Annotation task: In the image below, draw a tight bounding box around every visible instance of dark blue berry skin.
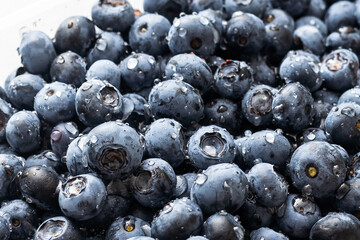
[293,25,325,56]
[105,215,151,240]
[5,110,42,154]
[249,57,277,87]
[4,67,28,94]
[202,211,244,240]
[165,53,213,93]
[123,93,152,131]
[189,0,222,13]
[271,0,310,17]
[225,13,265,54]
[325,1,357,33]
[87,31,126,67]
[248,163,288,207]
[203,98,242,134]
[0,86,9,102]
[86,60,121,90]
[18,30,57,74]
[129,13,171,56]
[224,0,268,19]
[0,216,10,240]
[144,0,188,22]
[119,53,159,92]
[50,122,79,158]
[0,199,39,240]
[313,88,340,105]
[128,237,155,240]
[65,135,93,176]
[0,154,24,201]
[131,158,176,208]
[75,79,133,127]
[34,81,76,125]
[168,14,219,57]
[58,174,107,221]
[19,166,60,210]
[250,227,289,240]
[174,173,197,198]
[148,79,204,127]
[190,163,248,216]
[198,9,223,35]
[25,150,64,173]
[296,16,328,38]
[272,82,315,133]
[309,212,360,240]
[320,49,359,92]
[280,51,322,92]
[83,121,143,180]
[0,99,13,143]
[50,51,86,88]
[144,118,186,168]
[5,73,45,110]
[151,197,203,240]
[326,27,360,56]
[34,216,85,240]
[214,60,253,100]
[234,136,248,170]
[92,0,135,33]
[306,0,327,19]
[54,16,96,57]
[297,128,330,145]
[276,194,322,239]
[338,87,360,105]
[186,237,208,240]
[242,85,276,127]
[336,178,360,214]
[263,8,295,32]
[187,125,236,170]
[289,141,347,199]
[325,103,360,153]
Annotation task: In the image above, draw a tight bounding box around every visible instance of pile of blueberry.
[3,0,360,239]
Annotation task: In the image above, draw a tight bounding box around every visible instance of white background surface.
[0,0,144,85]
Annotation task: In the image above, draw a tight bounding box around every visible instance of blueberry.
[202,211,245,240]
[0,216,10,240]
[123,93,153,130]
[313,88,340,105]
[86,31,126,66]
[297,127,331,145]
[143,0,188,22]
[224,0,269,19]
[289,141,347,199]
[309,212,360,240]
[0,99,14,143]
[326,27,360,56]
[82,121,144,180]
[75,79,133,127]
[18,30,57,74]
[271,0,310,17]
[151,197,203,240]
[263,8,295,32]
[295,16,328,38]
[144,118,186,168]
[325,1,357,33]
[131,158,176,208]
[128,237,155,240]
[187,125,236,170]
[338,86,360,106]
[214,60,253,99]
[305,0,327,19]
[189,0,222,13]
[175,173,197,198]
[168,14,219,57]
[148,79,204,127]
[276,194,322,238]
[86,59,121,90]
[50,122,79,158]
[105,215,151,240]
[197,9,224,35]
[272,82,314,132]
[34,216,85,240]
[5,110,42,154]
[335,178,360,214]
[25,150,64,173]
[165,53,213,93]
[58,173,107,221]
[293,25,325,56]
[250,227,289,240]
[129,13,171,56]
[50,51,87,88]
[190,163,248,215]
[65,135,92,176]
[54,16,96,57]
[0,154,24,201]
[249,57,277,87]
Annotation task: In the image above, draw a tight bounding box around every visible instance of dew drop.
[127,58,138,70]
[341,107,355,117]
[306,132,316,141]
[56,56,65,64]
[96,38,107,51]
[90,135,98,144]
[200,16,209,26]
[195,173,208,185]
[265,132,275,143]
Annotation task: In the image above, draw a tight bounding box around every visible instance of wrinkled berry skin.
[214,60,253,100]
[34,81,76,125]
[276,194,322,239]
[289,141,347,199]
[83,121,144,180]
[5,110,42,154]
[151,198,203,240]
[144,118,186,168]
[105,215,151,240]
[148,79,204,127]
[310,212,360,240]
[0,154,24,201]
[187,125,236,170]
[191,163,248,216]
[58,174,107,221]
[250,227,289,240]
[18,30,57,74]
[34,216,85,240]
[92,0,135,33]
[272,82,314,133]
[75,79,134,127]
[130,158,176,208]
[54,16,96,57]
